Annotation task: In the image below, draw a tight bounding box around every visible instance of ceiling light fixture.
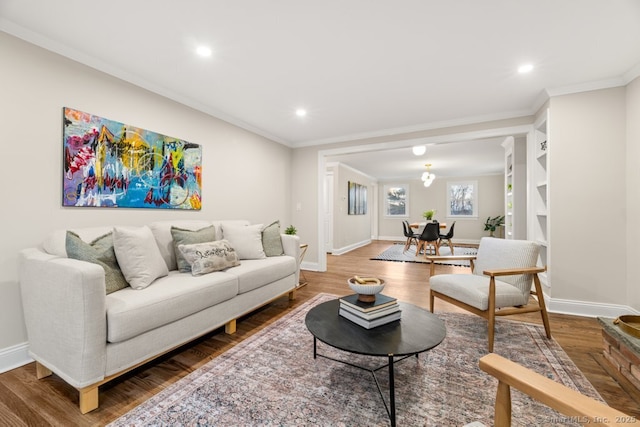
[518,63,533,73]
[196,45,212,57]
[295,108,307,117]
[421,164,436,187]
[412,145,426,156]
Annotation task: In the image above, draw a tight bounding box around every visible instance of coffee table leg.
[313,337,317,359]
[389,355,396,427]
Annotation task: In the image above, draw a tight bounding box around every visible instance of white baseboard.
[329,239,372,256]
[0,342,32,374]
[547,298,639,318]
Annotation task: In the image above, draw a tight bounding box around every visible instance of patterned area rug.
[371,243,478,266]
[109,293,602,426]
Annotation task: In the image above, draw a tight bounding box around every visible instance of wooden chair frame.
[479,353,630,426]
[427,253,551,352]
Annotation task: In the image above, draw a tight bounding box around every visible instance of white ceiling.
[2,0,640,179]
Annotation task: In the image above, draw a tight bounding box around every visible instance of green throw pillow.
[262,220,284,257]
[65,231,129,294]
[171,225,217,272]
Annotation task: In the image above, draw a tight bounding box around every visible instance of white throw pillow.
[221,223,266,260]
[113,226,169,289]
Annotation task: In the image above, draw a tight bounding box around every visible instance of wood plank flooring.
[1,240,638,426]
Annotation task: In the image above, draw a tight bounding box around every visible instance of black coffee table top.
[305,299,446,357]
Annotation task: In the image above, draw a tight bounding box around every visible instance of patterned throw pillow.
[65,231,129,294]
[178,240,240,276]
[171,225,217,272]
[262,220,284,257]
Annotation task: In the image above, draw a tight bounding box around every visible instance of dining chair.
[438,221,456,254]
[429,237,550,352]
[402,220,419,251]
[416,222,440,256]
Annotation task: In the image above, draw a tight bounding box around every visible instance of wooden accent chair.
[416,222,441,256]
[428,237,551,352]
[478,353,630,426]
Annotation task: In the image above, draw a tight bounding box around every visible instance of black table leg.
[313,337,317,359]
[389,355,396,427]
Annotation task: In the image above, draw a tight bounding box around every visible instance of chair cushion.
[430,274,529,310]
[473,237,540,296]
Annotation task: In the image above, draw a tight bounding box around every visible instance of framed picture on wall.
[348,181,367,215]
[383,184,409,217]
[447,181,478,218]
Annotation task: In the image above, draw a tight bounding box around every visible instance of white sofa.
[18,219,300,413]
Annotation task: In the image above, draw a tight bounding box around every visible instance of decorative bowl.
[347,277,385,302]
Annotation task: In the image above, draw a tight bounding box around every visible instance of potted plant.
[284,225,297,235]
[484,215,505,237]
[422,209,437,221]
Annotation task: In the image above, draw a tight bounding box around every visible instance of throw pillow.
[262,220,284,257]
[171,225,217,272]
[113,226,169,290]
[65,231,129,294]
[178,240,240,276]
[221,223,266,260]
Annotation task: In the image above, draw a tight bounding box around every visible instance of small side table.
[298,244,308,287]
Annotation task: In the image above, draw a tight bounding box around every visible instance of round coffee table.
[305,299,446,427]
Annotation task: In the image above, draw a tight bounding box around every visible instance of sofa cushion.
[178,240,240,275]
[171,225,218,272]
[148,220,214,271]
[221,223,266,260]
[262,220,284,257]
[225,256,296,294]
[105,270,239,343]
[65,231,129,294]
[113,226,169,290]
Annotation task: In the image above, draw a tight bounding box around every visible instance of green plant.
[284,225,297,235]
[484,215,505,236]
[422,209,437,220]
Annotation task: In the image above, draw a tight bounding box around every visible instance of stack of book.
[338,294,401,329]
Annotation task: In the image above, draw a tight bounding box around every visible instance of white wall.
[549,87,628,306]
[0,33,292,367]
[330,164,373,253]
[626,76,640,310]
[377,174,504,241]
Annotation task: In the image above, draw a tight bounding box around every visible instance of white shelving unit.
[528,109,550,289]
[502,136,527,239]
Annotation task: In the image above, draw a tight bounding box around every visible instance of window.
[384,184,409,217]
[447,181,478,218]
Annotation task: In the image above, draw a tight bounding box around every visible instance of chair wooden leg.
[429,291,435,312]
[488,277,497,353]
[533,274,552,339]
[448,240,454,254]
[494,381,512,426]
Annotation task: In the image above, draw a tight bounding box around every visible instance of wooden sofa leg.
[288,290,296,301]
[78,385,99,414]
[35,361,52,379]
[225,319,237,334]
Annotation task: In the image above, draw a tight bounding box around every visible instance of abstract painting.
[63,108,202,209]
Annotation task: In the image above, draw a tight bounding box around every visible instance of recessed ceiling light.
[295,108,307,117]
[196,46,212,57]
[518,63,533,73]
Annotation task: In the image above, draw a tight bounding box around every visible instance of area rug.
[109,293,602,426]
[371,242,478,266]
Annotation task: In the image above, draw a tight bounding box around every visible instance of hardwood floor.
[1,240,638,426]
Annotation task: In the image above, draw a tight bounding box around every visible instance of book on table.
[339,293,397,313]
[339,308,402,329]
[339,301,401,321]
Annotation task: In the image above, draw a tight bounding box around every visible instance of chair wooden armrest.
[479,353,631,426]
[425,255,476,277]
[482,266,546,277]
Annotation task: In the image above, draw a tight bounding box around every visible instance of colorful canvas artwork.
[62,108,202,209]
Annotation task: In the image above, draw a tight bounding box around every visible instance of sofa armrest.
[19,248,107,388]
[281,234,301,284]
